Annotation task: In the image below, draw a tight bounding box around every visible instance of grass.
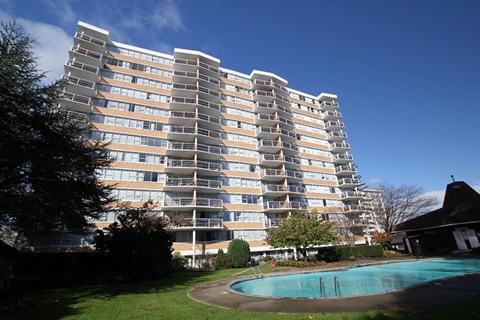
[2,266,480,320]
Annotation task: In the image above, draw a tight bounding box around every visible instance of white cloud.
[41,0,76,26]
[17,18,71,83]
[151,0,184,31]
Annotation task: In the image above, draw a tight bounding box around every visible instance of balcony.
[74,32,105,52]
[338,178,361,188]
[258,154,301,167]
[256,126,280,139]
[279,128,298,141]
[319,100,339,111]
[341,191,365,200]
[65,59,99,82]
[263,201,308,212]
[165,159,222,175]
[264,219,278,228]
[172,218,224,230]
[60,92,91,113]
[172,70,219,89]
[261,184,288,196]
[70,45,102,67]
[257,139,282,153]
[167,126,220,143]
[255,114,279,126]
[327,131,348,142]
[287,185,306,195]
[63,75,95,96]
[325,120,345,131]
[333,153,354,164]
[163,197,223,210]
[173,58,219,75]
[278,116,294,129]
[164,178,222,192]
[322,110,342,121]
[343,205,369,213]
[253,89,275,102]
[261,169,303,182]
[335,165,356,176]
[281,141,299,155]
[330,142,351,153]
[166,142,221,159]
[253,101,292,116]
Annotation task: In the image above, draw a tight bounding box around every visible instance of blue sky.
[1,0,479,200]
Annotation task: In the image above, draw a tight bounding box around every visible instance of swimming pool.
[230,258,480,298]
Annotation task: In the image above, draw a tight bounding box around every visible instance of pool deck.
[188,258,480,313]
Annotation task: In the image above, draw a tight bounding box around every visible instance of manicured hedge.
[335,244,384,260]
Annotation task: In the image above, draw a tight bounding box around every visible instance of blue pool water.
[230,258,480,298]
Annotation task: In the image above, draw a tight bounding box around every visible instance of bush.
[306,254,317,262]
[317,247,340,262]
[171,252,188,271]
[227,239,251,268]
[214,249,227,270]
[335,245,384,260]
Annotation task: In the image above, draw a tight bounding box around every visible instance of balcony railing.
[172,218,224,229]
[325,120,345,130]
[341,191,365,199]
[174,58,219,73]
[258,139,281,149]
[335,165,356,174]
[61,92,90,105]
[165,159,222,172]
[262,184,288,193]
[163,197,223,208]
[279,129,298,140]
[64,75,95,89]
[343,205,369,213]
[282,141,299,152]
[66,59,98,74]
[170,96,220,111]
[168,126,221,139]
[167,142,221,154]
[261,169,303,179]
[263,201,308,210]
[288,185,306,194]
[74,32,105,47]
[71,46,102,60]
[173,70,219,85]
[319,100,339,110]
[169,111,221,125]
[165,178,222,189]
[278,116,294,127]
[328,131,348,140]
[330,142,351,151]
[333,154,353,162]
[338,178,360,186]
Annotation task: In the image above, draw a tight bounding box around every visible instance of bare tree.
[373,183,438,232]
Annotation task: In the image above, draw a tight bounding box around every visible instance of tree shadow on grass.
[2,270,216,320]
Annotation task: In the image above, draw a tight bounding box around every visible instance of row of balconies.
[255,114,294,127]
[171,83,219,98]
[251,79,288,94]
[164,177,222,191]
[172,70,219,86]
[260,168,303,181]
[253,101,292,116]
[165,159,222,173]
[173,58,219,74]
[259,154,301,166]
[255,127,298,141]
[262,184,306,195]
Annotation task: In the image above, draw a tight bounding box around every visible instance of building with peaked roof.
[18,20,385,265]
[394,181,480,254]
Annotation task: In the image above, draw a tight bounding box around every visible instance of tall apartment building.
[58,21,379,264]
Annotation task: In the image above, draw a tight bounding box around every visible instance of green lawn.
[3,268,480,320]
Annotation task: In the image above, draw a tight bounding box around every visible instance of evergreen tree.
[0,21,114,232]
[227,239,250,268]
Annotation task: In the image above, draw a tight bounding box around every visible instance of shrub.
[214,249,227,270]
[317,247,340,262]
[306,254,317,262]
[335,244,384,260]
[171,252,188,271]
[227,239,251,268]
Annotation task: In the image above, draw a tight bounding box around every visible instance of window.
[242,194,257,204]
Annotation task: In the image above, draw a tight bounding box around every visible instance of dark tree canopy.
[94,202,173,279]
[266,210,336,260]
[0,21,114,232]
[227,239,250,268]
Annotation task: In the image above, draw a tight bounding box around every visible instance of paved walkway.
[188,259,480,313]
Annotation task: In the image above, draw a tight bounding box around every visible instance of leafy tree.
[0,21,114,232]
[372,182,438,232]
[227,239,250,268]
[94,201,173,279]
[266,210,336,261]
[371,231,394,249]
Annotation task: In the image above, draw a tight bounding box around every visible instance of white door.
[452,230,468,250]
[466,229,480,248]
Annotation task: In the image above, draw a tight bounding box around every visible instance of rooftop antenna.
[450,175,456,182]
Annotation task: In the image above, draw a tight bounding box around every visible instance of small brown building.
[394,181,480,254]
